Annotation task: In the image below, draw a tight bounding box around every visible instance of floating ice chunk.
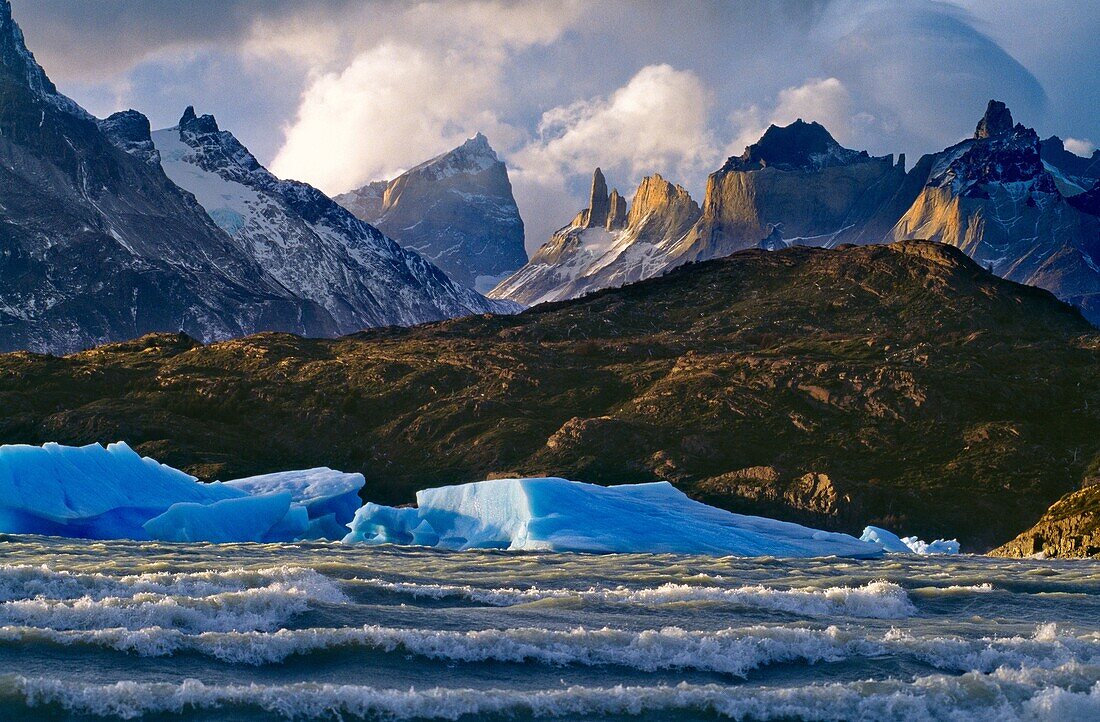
[143,493,307,543]
[860,526,960,555]
[344,478,882,558]
[223,468,364,538]
[0,442,243,539]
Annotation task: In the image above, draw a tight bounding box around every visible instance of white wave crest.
[0,564,338,602]
[3,622,1096,675]
[354,578,917,618]
[6,663,1099,720]
[887,623,1100,674]
[0,568,346,633]
[0,623,874,672]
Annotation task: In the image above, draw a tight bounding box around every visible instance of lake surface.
[0,536,1097,720]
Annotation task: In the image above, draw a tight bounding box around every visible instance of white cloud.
[1064,137,1096,158]
[269,43,512,191]
[267,1,583,194]
[509,64,719,247]
[513,64,717,187]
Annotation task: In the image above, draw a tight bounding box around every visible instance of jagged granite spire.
[584,168,611,228]
[606,188,628,230]
[975,100,1013,139]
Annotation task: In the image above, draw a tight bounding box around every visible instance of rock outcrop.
[335,134,527,292]
[991,483,1100,558]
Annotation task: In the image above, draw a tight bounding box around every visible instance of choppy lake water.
[0,536,1096,720]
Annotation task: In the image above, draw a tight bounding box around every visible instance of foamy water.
[0,537,1096,720]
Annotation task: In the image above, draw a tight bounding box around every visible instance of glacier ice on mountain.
[343,477,882,558]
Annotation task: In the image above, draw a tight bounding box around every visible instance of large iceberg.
[0,442,360,543]
[344,477,882,558]
[0,442,244,538]
[860,526,960,555]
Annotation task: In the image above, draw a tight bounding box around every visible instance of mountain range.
[491,102,1100,325]
[0,0,506,354]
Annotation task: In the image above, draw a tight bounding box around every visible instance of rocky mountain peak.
[975,99,1013,139]
[578,168,611,228]
[934,117,1055,198]
[400,133,501,183]
[0,0,90,119]
[335,134,526,291]
[606,188,628,230]
[98,109,160,165]
[463,132,493,155]
[179,106,220,135]
[723,119,870,172]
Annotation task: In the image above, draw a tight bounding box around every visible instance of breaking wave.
[353,578,918,618]
[6,663,1098,720]
[0,566,346,633]
[1,622,1094,674]
[0,564,340,602]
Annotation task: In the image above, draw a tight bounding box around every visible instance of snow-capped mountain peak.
[153,108,510,333]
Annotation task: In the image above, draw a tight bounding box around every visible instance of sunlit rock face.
[890,101,1100,324]
[492,121,906,307]
[336,134,528,293]
[992,484,1100,559]
[489,170,701,306]
[670,120,910,263]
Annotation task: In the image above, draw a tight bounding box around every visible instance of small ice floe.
[860,525,960,555]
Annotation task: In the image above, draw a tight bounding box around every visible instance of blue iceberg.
[344,477,882,558]
[0,442,358,543]
[0,442,243,538]
[223,468,364,539]
[142,493,308,543]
